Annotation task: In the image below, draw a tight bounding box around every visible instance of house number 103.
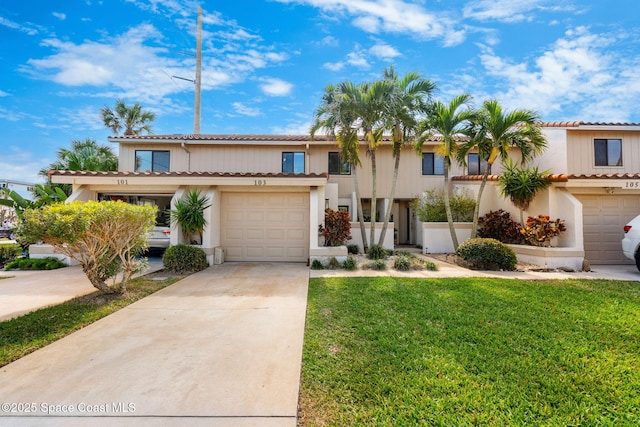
[254,179,267,186]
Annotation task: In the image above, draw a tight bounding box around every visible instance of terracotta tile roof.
[108,133,462,143]
[49,170,329,179]
[452,174,569,182]
[542,121,640,127]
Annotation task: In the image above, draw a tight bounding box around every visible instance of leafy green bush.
[310,259,324,270]
[413,189,476,222]
[342,256,357,271]
[456,238,517,271]
[362,259,387,270]
[5,257,66,271]
[327,257,341,269]
[347,244,360,255]
[367,244,387,260]
[393,255,411,271]
[478,210,525,244]
[162,244,208,274]
[0,244,21,268]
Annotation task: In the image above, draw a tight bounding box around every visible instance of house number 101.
[116,179,128,185]
[254,179,267,186]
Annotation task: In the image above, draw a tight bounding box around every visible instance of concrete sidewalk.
[0,262,309,426]
[0,259,164,321]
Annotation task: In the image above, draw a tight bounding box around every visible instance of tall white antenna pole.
[194,6,202,134]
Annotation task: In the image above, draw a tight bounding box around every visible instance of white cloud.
[0,90,9,97]
[369,42,401,61]
[346,50,369,69]
[232,102,261,117]
[316,35,339,47]
[274,0,466,46]
[463,0,577,23]
[270,119,312,135]
[472,27,640,121]
[0,16,40,35]
[52,12,67,20]
[323,61,344,71]
[259,78,294,96]
[0,147,46,183]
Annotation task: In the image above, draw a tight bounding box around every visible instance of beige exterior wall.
[565,130,640,175]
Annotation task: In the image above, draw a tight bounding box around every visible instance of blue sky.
[1,0,639,184]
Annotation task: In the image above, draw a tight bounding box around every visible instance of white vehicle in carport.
[622,215,640,270]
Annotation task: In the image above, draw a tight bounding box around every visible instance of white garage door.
[221,192,309,262]
[577,194,640,264]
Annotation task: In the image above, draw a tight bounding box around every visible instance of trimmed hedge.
[456,238,517,271]
[162,244,208,274]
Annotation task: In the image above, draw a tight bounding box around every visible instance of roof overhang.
[50,170,329,187]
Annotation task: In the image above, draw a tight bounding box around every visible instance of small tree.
[20,201,156,294]
[497,159,551,225]
[319,209,352,247]
[170,190,211,244]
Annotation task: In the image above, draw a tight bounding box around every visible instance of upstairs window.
[467,153,489,175]
[594,139,622,166]
[135,150,170,172]
[282,152,305,173]
[422,153,445,175]
[328,152,351,175]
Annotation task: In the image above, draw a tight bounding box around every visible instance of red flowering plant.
[319,208,352,247]
[520,215,566,247]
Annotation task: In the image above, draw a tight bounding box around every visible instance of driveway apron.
[0,262,309,427]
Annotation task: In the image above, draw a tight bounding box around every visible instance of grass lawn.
[300,277,640,426]
[0,272,183,367]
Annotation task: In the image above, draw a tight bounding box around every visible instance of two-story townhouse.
[50,122,640,266]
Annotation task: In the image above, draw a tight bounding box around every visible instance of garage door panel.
[221,192,309,262]
[577,195,638,264]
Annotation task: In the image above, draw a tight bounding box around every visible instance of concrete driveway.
[0,262,309,426]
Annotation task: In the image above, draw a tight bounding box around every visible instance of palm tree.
[344,79,392,247]
[310,83,369,252]
[101,99,156,136]
[38,138,118,197]
[416,94,475,249]
[377,66,436,247]
[497,159,551,225]
[458,99,548,237]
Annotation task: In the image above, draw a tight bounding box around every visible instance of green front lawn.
[300,277,640,426]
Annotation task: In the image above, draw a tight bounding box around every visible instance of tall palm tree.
[344,79,392,247]
[101,99,156,136]
[416,93,475,250]
[458,99,548,237]
[310,83,369,252]
[378,67,436,246]
[38,138,118,197]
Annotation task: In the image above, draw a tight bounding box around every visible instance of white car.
[147,226,170,250]
[622,215,640,270]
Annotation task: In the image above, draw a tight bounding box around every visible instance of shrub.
[310,259,324,270]
[342,256,357,271]
[456,238,517,271]
[5,257,66,271]
[478,210,525,244]
[0,244,21,268]
[367,244,387,260]
[413,189,476,222]
[347,244,360,255]
[521,215,567,247]
[162,244,208,274]
[327,257,341,269]
[319,209,352,247]
[393,255,411,271]
[362,259,387,270]
[20,201,155,294]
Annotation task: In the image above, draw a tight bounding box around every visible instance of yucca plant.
[170,190,211,244]
[497,159,551,225]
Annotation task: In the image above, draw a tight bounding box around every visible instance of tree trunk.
[353,166,368,253]
[443,159,459,249]
[83,264,118,294]
[369,150,377,249]
[471,160,494,238]
[378,149,400,246]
